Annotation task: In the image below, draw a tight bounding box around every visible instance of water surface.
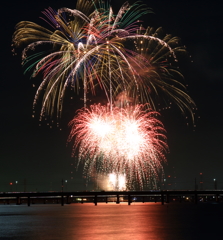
[0,202,222,240]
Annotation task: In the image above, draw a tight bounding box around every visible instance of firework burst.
[68,104,168,189]
[12,0,195,124]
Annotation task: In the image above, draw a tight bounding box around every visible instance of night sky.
[1,0,223,192]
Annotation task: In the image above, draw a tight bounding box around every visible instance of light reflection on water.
[0,202,222,240]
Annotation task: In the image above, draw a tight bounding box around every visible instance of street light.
[65,180,68,191]
[213,179,217,190]
[15,181,18,192]
[163,179,166,190]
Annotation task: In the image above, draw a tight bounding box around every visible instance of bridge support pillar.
[116,195,120,204]
[66,195,70,204]
[155,196,157,203]
[27,196,30,206]
[216,194,219,202]
[166,194,169,203]
[94,195,97,206]
[16,196,20,205]
[128,195,131,205]
[61,195,64,206]
[161,193,164,205]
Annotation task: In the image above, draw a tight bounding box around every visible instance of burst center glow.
[88,111,146,160]
[108,173,126,191]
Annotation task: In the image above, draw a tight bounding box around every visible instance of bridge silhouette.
[0,190,222,206]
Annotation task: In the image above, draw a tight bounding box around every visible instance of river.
[0,202,222,240]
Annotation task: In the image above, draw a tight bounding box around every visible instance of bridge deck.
[0,190,222,206]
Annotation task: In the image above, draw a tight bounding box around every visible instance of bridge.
[0,190,222,206]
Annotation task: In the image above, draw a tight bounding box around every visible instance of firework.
[12,0,195,123]
[96,173,126,191]
[108,173,126,191]
[68,104,168,189]
[13,0,196,189]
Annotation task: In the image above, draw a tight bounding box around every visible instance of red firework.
[68,104,168,189]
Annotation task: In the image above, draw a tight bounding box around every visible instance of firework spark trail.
[68,104,168,189]
[12,0,195,123]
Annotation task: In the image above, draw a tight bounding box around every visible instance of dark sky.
[1,0,223,192]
